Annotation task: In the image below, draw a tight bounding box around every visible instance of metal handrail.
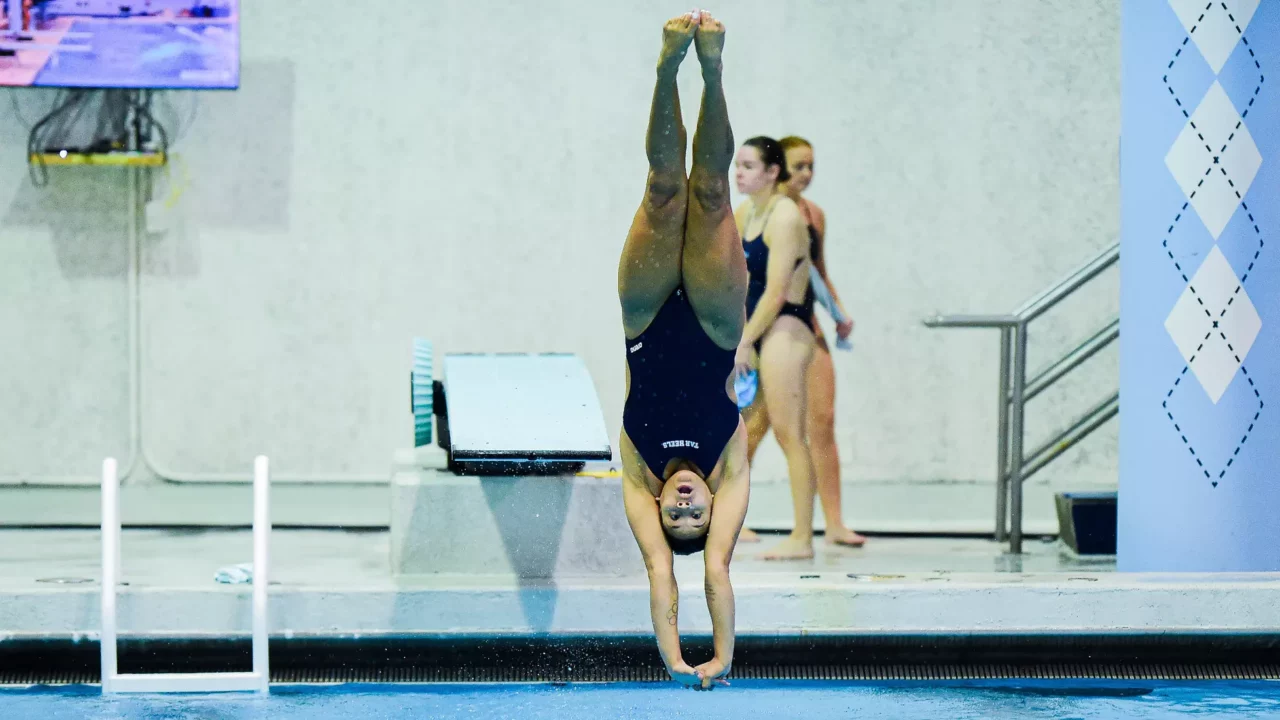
[1014,243,1119,322]
[1021,391,1119,479]
[1022,317,1118,403]
[922,243,1120,554]
[924,243,1119,331]
[922,314,1020,328]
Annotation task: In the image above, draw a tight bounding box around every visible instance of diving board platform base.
[390,447,640,579]
[429,353,612,476]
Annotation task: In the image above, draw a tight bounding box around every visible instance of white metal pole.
[100,457,119,693]
[251,455,270,692]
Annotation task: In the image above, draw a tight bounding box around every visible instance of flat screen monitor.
[0,1,238,89]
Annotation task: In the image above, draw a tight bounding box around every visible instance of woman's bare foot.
[761,534,815,561]
[694,11,724,73]
[824,526,868,548]
[659,13,697,71]
[738,527,761,543]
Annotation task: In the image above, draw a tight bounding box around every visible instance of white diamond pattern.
[1163,246,1262,403]
[1164,82,1262,239]
[1168,0,1260,73]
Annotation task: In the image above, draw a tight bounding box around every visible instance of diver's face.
[658,469,712,538]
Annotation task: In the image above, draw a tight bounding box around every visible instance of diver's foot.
[824,526,868,548]
[738,527,761,543]
[761,534,815,561]
[659,13,697,72]
[694,10,725,74]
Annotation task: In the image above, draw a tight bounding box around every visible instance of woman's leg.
[618,15,697,338]
[676,13,747,350]
[757,317,817,560]
[806,336,867,547]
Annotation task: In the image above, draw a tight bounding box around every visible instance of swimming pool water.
[2,680,1279,719]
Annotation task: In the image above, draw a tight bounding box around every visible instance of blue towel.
[214,562,254,584]
[734,369,758,409]
[810,267,853,351]
[810,266,846,325]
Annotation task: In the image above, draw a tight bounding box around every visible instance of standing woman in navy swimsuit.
[739,137,868,548]
[732,137,819,561]
[618,10,748,690]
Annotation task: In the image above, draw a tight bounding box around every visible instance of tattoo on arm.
[705,581,717,601]
[666,597,678,626]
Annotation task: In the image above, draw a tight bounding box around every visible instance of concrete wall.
[0,0,1120,529]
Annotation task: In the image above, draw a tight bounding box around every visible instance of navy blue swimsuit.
[742,201,817,348]
[622,286,740,477]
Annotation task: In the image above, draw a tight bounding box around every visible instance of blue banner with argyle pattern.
[1120,0,1279,571]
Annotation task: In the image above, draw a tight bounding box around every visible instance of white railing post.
[100,457,120,693]
[252,455,270,692]
[101,455,271,694]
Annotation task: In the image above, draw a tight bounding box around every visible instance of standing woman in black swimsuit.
[739,137,868,549]
[733,136,818,561]
[618,10,748,690]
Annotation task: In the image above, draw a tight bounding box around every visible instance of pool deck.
[1,528,1278,640]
